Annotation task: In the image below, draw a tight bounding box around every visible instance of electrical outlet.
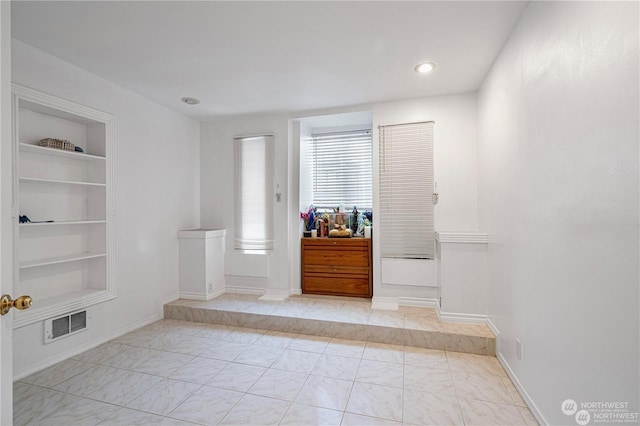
[515,338,523,360]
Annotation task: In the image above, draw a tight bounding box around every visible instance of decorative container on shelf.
[329,228,352,238]
[325,212,353,238]
[39,138,75,151]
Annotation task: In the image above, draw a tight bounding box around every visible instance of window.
[379,121,435,259]
[308,129,373,209]
[234,135,274,250]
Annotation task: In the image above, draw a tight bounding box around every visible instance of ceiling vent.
[44,309,91,344]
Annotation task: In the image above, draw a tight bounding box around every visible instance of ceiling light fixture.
[181,97,200,105]
[414,62,436,74]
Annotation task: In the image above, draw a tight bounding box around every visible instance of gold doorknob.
[0,294,32,315]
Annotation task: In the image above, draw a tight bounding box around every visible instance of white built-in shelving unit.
[12,84,115,328]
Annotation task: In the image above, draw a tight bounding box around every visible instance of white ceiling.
[11,1,527,120]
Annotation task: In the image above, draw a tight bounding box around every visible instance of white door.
[1,1,13,422]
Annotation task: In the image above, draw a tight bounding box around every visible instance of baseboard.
[496,351,548,426]
[158,292,180,306]
[224,285,265,296]
[208,288,226,300]
[398,297,439,309]
[372,296,440,311]
[178,288,225,301]
[178,291,207,301]
[13,312,162,381]
[486,317,501,338]
[289,288,302,296]
[439,311,488,324]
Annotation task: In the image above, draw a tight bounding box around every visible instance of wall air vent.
[44,309,91,344]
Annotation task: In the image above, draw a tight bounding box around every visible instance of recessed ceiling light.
[181,97,200,105]
[414,62,436,74]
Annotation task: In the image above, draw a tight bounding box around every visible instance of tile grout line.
[401,344,406,424]
[446,350,469,425]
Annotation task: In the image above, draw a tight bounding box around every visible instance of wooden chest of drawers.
[301,238,372,298]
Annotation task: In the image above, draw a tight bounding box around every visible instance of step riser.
[164,304,495,356]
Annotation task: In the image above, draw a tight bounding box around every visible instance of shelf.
[13,288,116,329]
[19,143,105,161]
[13,84,114,330]
[20,252,107,269]
[24,289,101,310]
[19,177,106,187]
[19,220,106,227]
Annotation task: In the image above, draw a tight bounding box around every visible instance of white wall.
[478,2,639,424]
[201,113,290,296]
[11,40,201,377]
[201,93,483,304]
[371,94,479,302]
[298,121,313,213]
[372,95,479,232]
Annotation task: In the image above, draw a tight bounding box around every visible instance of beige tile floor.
[14,319,537,426]
[166,294,496,355]
[168,294,495,338]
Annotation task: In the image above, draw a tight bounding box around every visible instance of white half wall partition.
[380,258,437,288]
[178,229,226,301]
[437,232,488,322]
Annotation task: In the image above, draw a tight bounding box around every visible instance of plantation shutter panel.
[311,130,373,209]
[379,121,435,259]
[234,135,274,250]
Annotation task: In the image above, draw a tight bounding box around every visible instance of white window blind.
[234,135,274,250]
[310,129,372,209]
[379,121,435,259]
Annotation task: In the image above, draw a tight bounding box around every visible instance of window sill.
[233,249,270,255]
